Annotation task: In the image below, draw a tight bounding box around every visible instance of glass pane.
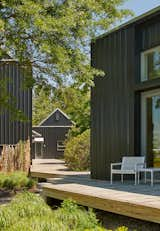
[147,51,160,80]
[152,96,160,167]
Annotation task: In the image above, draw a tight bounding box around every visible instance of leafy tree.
[53,86,90,133]
[33,84,90,134]
[0,0,132,118]
[32,89,54,125]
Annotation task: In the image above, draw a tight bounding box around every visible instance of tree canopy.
[0,0,132,85]
[0,0,132,120]
[33,84,90,134]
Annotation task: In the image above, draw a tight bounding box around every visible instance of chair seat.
[112,169,135,174]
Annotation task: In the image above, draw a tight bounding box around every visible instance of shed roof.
[37,108,75,127]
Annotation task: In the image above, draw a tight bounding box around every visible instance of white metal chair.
[110,156,145,185]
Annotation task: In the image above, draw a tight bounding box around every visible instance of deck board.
[31,159,160,224]
[43,180,160,223]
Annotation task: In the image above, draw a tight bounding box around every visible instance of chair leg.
[135,173,137,185]
[121,174,123,183]
[151,171,153,187]
[144,171,147,184]
[138,171,140,184]
[110,172,113,185]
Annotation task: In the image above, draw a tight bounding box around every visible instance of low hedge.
[0,171,35,190]
[64,129,90,171]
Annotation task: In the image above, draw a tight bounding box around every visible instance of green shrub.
[0,192,129,231]
[9,192,52,218]
[0,171,36,190]
[0,172,6,188]
[0,193,100,231]
[0,207,16,229]
[55,199,99,230]
[64,129,90,171]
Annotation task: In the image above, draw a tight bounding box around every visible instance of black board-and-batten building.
[33,108,74,159]
[91,6,160,180]
[0,58,32,153]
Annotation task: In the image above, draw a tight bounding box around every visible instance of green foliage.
[33,85,90,134]
[64,129,90,170]
[32,87,55,126]
[9,192,52,219]
[0,192,52,230]
[0,193,99,231]
[0,193,129,231]
[53,86,90,134]
[0,172,36,190]
[115,227,128,231]
[0,0,132,118]
[55,199,99,231]
[84,226,128,231]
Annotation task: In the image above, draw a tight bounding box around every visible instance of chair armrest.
[111,162,122,170]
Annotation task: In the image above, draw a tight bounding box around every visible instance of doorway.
[141,89,160,167]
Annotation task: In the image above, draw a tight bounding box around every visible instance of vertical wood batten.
[0,61,32,146]
[91,12,160,180]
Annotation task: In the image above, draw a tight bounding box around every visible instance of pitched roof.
[38,108,75,127]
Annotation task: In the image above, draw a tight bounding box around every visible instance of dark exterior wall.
[0,61,32,145]
[91,11,160,180]
[40,110,73,126]
[33,126,70,158]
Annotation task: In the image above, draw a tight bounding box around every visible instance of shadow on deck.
[31,159,160,224]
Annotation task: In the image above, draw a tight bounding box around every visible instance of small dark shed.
[91,6,160,180]
[0,58,32,154]
[33,108,74,159]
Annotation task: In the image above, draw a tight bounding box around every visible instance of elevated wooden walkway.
[31,159,160,224]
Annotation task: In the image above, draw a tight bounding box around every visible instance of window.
[141,46,160,81]
[57,140,65,151]
[141,89,160,167]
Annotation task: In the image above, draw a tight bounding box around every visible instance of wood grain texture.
[31,158,160,223]
[91,11,160,180]
[43,181,160,224]
[0,61,32,146]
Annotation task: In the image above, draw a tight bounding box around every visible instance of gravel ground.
[0,190,14,205]
[96,210,160,231]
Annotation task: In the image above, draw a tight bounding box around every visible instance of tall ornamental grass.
[0,139,30,174]
[0,192,128,231]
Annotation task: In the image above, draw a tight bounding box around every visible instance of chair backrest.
[121,156,145,170]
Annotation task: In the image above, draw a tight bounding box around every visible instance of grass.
[0,192,128,231]
[0,171,36,190]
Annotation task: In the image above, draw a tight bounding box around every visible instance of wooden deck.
[31,159,160,224]
[31,159,89,178]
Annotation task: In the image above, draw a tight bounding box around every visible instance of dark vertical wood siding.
[33,126,70,158]
[0,61,32,145]
[91,11,160,180]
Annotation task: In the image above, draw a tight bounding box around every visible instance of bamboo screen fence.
[0,139,30,174]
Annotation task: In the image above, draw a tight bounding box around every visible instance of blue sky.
[123,0,160,17]
[97,1,160,37]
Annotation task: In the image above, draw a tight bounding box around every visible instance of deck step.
[42,181,160,224]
